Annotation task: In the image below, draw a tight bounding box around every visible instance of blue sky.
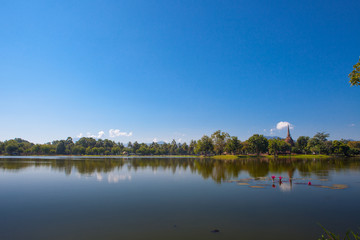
[1,0,359,143]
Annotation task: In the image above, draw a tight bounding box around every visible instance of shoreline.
[0,154,357,160]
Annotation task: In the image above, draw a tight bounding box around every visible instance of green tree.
[0,141,4,154]
[241,141,251,154]
[349,58,360,86]
[31,144,41,154]
[85,146,93,155]
[136,145,149,155]
[170,139,178,155]
[268,138,282,156]
[331,140,350,156]
[65,137,74,154]
[314,132,330,142]
[98,147,105,155]
[308,132,331,155]
[41,144,55,155]
[180,143,189,155]
[224,136,242,155]
[211,130,230,155]
[296,136,310,153]
[56,141,66,154]
[279,140,291,153]
[195,135,213,155]
[132,141,140,153]
[268,138,290,156]
[72,146,85,155]
[248,134,268,155]
[5,141,19,155]
[111,146,121,155]
[189,140,197,155]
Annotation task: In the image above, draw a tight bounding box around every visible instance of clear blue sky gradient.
[1,0,359,143]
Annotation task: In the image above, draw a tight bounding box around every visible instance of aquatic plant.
[318,224,360,240]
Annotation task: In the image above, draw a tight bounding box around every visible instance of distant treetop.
[349,58,360,86]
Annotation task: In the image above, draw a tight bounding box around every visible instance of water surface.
[0,156,359,240]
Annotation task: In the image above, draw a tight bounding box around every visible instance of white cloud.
[77,133,83,138]
[178,138,182,143]
[270,128,275,135]
[97,131,105,138]
[109,129,133,138]
[276,121,293,130]
[268,121,294,135]
[153,138,158,143]
[86,131,105,139]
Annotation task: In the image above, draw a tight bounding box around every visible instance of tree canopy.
[349,58,360,86]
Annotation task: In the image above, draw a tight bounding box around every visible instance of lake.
[0,156,359,240]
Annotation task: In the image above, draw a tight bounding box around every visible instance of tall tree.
[349,58,360,86]
[56,141,66,154]
[5,140,19,155]
[248,134,269,155]
[296,136,310,153]
[307,132,330,155]
[224,136,242,155]
[331,140,350,156]
[195,135,214,155]
[211,130,230,155]
[313,132,330,142]
[189,140,197,155]
[268,138,282,156]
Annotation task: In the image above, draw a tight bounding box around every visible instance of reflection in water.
[279,183,292,192]
[0,157,359,184]
[84,172,132,183]
[0,157,359,240]
[107,173,132,183]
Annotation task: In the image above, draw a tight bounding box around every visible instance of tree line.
[0,130,359,156]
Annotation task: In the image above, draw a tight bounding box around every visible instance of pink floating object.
[279,176,282,181]
[271,176,275,180]
[308,182,312,185]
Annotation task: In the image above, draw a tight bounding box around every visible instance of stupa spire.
[285,124,294,146]
[287,125,290,138]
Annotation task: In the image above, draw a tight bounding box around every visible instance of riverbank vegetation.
[0,130,359,157]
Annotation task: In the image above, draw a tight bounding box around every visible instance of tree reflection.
[0,157,359,183]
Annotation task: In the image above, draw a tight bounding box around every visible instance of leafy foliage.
[268,138,290,156]
[349,58,360,86]
[248,134,269,155]
[318,224,360,240]
[211,130,230,155]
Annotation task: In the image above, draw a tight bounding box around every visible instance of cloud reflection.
[107,173,132,183]
[279,183,292,192]
[96,173,103,181]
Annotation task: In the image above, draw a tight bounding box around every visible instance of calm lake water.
[0,156,359,240]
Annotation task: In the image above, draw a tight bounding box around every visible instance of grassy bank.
[266,154,331,159]
[208,155,257,160]
[209,154,333,160]
[0,154,347,160]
